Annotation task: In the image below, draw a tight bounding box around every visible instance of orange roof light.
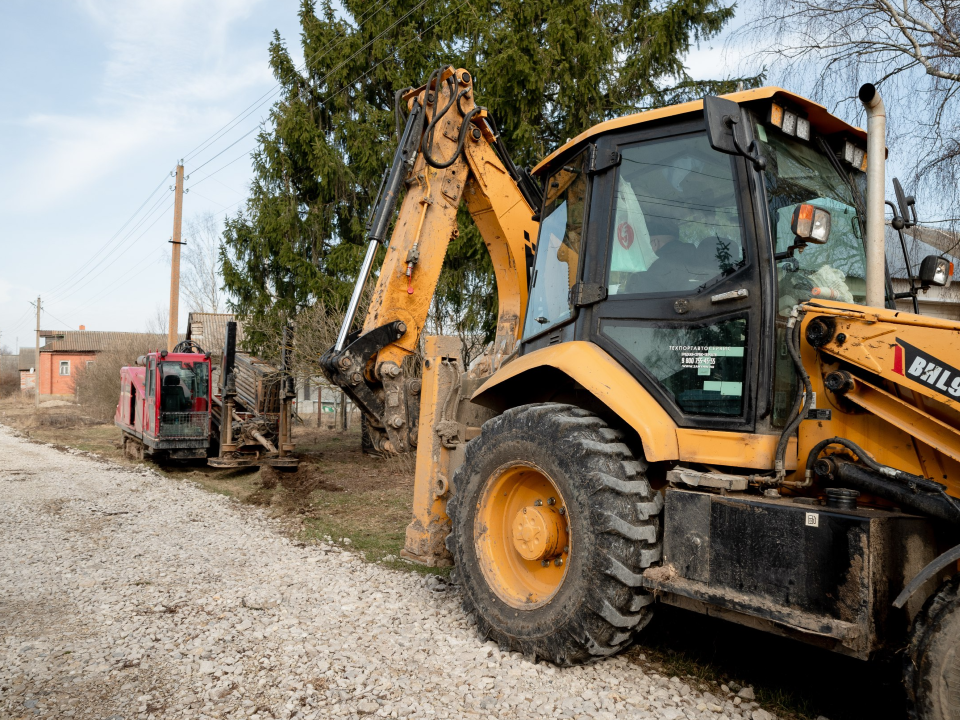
[769,103,784,128]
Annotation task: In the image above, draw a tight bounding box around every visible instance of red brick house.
[38,331,170,398]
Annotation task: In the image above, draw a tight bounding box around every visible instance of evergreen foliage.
[221,0,760,351]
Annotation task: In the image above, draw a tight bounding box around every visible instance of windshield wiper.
[817,135,867,233]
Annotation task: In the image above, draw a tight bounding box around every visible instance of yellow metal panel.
[676,429,797,470]
[532,87,869,176]
[472,341,680,461]
[797,303,960,496]
[402,335,461,566]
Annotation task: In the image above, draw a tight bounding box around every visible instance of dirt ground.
[0,394,909,720]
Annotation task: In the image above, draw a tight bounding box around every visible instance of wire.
[43,172,172,297]
[47,188,172,301]
[52,200,175,304]
[41,307,80,332]
[191,0,468,197]
[188,147,255,187]
[181,2,386,165]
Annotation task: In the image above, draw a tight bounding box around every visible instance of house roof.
[186,312,243,356]
[18,348,36,370]
[39,331,169,353]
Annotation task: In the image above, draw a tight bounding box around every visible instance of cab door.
[580,119,763,431]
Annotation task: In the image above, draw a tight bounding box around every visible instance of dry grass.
[74,334,166,421]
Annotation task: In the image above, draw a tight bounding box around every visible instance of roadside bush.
[74,334,166,421]
[0,373,19,399]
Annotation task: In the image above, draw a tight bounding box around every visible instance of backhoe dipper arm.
[320,67,539,454]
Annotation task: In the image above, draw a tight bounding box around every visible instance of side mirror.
[790,204,831,244]
[893,178,917,228]
[919,255,953,289]
[703,95,766,172]
[704,96,743,156]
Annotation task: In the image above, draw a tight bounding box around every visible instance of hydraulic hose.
[421,68,465,169]
[774,306,812,482]
[808,437,960,523]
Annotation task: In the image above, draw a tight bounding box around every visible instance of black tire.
[446,403,663,666]
[906,574,960,720]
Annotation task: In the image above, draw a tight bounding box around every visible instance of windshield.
[755,124,868,314]
[755,123,868,426]
[160,360,209,412]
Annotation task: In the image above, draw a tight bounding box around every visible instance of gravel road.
[0,426,776,720]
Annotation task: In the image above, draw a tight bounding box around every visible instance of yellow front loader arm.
[320,67,540,564]
[797,301,960,500]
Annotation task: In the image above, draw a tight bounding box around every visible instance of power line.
[181,2,387,165]
[47,187,173,302]
[43,172,172,297]
[184,0,429,181]
[52,200,175,304]
[184,0,463,199]
[41,307,80,332]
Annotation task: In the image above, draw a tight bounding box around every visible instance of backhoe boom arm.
[321,67,539,455]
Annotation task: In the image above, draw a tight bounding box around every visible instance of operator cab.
[115,348,212,461]
[520,88,946,436]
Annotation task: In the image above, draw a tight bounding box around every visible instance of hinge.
[571,282,607,307]
[588,145,622,175]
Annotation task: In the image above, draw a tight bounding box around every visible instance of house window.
[59,361,70,376]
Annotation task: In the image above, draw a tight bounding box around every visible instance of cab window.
[523,150,588,339]
[607,133,745,296]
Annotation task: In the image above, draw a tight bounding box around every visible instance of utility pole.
[34,296,41,409]
[167,163,185,352]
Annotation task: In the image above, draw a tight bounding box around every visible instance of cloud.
[1,0,276,213]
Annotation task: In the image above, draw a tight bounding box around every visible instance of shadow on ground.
[631,605,904,720]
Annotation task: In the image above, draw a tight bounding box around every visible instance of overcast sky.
[0,1,768,348]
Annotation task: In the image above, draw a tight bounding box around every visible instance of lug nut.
[534,499,543,507]
[555,558,563,567]
[390,417,405,428]
[338,356,353,369]
[559,507,566,515]
[563,545,569,554]
[541,560,549,567]
[547,497,556,506]
[350,372,362,385]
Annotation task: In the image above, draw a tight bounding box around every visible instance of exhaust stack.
[859,83,886,308]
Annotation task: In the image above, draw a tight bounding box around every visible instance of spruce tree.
[222,0,759,351]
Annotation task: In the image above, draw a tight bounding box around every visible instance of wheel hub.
[511,506,564,561]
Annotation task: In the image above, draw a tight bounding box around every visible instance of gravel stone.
[0,426,772,719]
[738,686,756,701]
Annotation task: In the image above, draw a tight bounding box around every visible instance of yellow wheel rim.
[475,462,571,609]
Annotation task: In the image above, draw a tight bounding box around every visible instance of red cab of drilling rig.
[115,345,213,461]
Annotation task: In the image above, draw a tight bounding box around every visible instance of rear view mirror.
[919,255,953,289]
[703,95,766,172]
[893,178,917,228]
[704,96,743,156]
[790,204,831,244]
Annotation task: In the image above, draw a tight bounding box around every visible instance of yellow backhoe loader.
[320,67,960,719]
